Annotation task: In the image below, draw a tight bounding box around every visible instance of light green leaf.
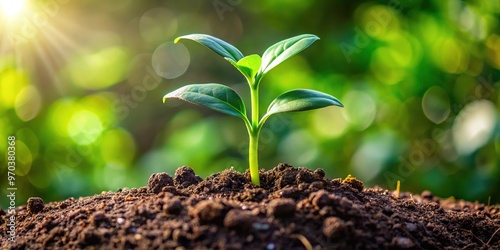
[227,54,262,81]
[163,83,246,119]
[265,89,343,117]
[259,34,319,74]
[175,34,244,62]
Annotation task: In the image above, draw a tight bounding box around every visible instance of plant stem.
[248,129,260,186]
[248,83,261,186]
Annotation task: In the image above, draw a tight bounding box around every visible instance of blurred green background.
[1,0,499,208]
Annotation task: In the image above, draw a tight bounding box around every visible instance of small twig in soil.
[291,234,313,250]
[485,227,500,246]
[409,194,415,202]
[459,228,485,245]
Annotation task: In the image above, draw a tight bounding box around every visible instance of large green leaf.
[163,83,246,119]
[175,34,244,62]
[227,54,262,82]
[259,34,319,74]
[265,89,343,117]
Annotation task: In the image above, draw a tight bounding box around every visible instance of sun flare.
[0,0,26,21]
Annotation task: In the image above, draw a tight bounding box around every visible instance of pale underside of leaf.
[163,83,247,119]
[259,34,319,74]
[266,89,343,116]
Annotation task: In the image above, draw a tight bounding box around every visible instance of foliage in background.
[0,0,499,207]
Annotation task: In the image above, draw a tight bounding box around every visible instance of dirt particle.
[252,222,270,231]
[279,187,299,199]
[339,197,353,212]
[117,217,125,225]
[310,190,335,208]
[342,175,364,192]
[148,172,174,194]
[268,198,296,218]
[309,181,324,190]
[90,211,107,226]
[406,222,417,232]
[27,197,44,214]
[296,169,316,183]
[223,209,254,230]
[164,198,183,215]
[246,235,254,242]
[174,166,202,188]
[391,236,415,249]
[78,228,100,245]
[313,168,325,178]
[421,190,433,199]
[191,200,226,224]
[276,163,293,171]
[382,206,393,216]
[277,170,297,189]
[322,216,346,238]
[266,243,276,250]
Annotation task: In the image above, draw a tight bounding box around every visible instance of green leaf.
[259,34,319,74]
[175,34,244,62]
[163,83,247,119]
[265,89,343,117]
[227,54,262,81]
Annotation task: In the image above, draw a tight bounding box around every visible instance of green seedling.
[163,34,343,186]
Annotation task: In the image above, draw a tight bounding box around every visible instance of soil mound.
[1,163,499,249]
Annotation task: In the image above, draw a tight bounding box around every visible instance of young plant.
[163,34,343,186]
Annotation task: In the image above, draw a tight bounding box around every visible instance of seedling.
[163,34,343,186]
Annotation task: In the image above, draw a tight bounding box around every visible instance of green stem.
[248,82,261,186]
[248,129,260,186]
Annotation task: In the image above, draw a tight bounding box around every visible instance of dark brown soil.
[1,163,499,249]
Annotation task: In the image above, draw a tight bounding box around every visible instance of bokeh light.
[14,140,32,176]
[67,110,104,145]
[452,100,497,155]
[351,130,399,182]
[279,130,319,166]
[311,108,348,139]
[0,67,29,108]
[100,128,136,165]
[66,46,130,90]
[152,42,190,79]
[15,85,42,121]
[342,90,376,130]
[422,86,451,124]
[140,8,178,46]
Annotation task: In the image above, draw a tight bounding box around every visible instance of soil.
[1,163,499,249]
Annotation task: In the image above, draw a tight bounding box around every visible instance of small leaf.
[163,83,246,119]
[266,89,343,116]
[227,54,262,81]
[175,34,244,62]
[260,34,319,74]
